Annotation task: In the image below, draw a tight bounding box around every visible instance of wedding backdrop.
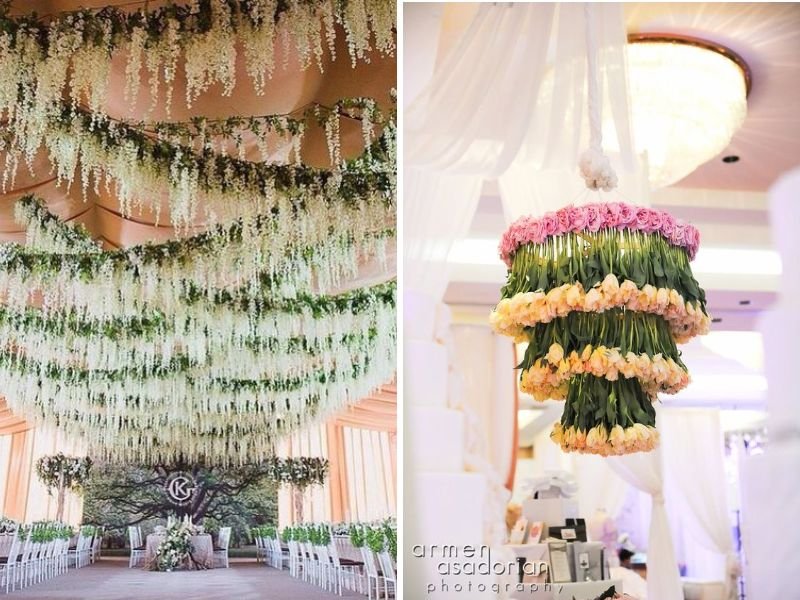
[0,0,396,597]
[405,3,798,600]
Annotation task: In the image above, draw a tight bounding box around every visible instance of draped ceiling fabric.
[278,382,396,526]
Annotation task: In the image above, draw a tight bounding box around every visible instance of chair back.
[378,551,396,581]
[316,545,330,567]
[217,526,231,550]
[93,526,104,553]
[4,530,21,564]
[328,537,342,567]
[361,546,379,577]
[128,526,140,550]
[19,529,33,561]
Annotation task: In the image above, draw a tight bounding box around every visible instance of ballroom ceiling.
[431,2,800,193]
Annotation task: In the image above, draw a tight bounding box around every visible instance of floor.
[9,558,364,600]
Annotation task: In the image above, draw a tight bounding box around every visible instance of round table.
[144,533,214,570]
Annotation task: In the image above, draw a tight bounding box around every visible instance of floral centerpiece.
[35,453,93,521]
[0,517,17,534]
[154,521,196,572]
[491,202,710,455]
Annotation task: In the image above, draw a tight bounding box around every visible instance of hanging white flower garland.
[0,0,396,120]
[1,281,396,464]
[0,282,395,374]
[2,193,394,318]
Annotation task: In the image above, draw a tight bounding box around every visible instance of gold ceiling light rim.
[627,32,752,98]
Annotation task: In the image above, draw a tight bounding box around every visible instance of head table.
[144,533,214,570]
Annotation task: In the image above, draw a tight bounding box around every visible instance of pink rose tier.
[490,202,710,456]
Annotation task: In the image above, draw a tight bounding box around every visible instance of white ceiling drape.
[404,2,648,299]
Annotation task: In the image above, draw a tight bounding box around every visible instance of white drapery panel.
[573,454,629,522]
[403,170,481,299]
[661,409,737,597]
[406,4,555,176]
[607,444,683,600]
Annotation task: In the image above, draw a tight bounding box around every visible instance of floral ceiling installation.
[0,0,397,465]
[0,0,395,116]
[491,202,710,456]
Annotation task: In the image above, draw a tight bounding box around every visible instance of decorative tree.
[267,457,329,523]
[82,457,327,545]
[35,453,93,521]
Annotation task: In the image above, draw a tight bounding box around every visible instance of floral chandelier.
[0,0,397,465]
[491,8,710,456]
[491,203,709,455]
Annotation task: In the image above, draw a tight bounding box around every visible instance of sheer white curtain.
[661,409,737,598]
[607,444,683,600]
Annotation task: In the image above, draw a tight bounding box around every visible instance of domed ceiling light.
[626,33,751,188]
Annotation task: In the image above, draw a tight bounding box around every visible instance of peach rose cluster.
[519,344,689,401]
[490,274,710,344]
[551,422,659,456]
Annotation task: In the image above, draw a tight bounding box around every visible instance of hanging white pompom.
[579,148,618,192]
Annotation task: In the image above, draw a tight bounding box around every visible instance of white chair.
[273,535,290,571]
[90,527,104,563]
[68,530,91,569]
[254,534,266,563]
[361,546,383,600]
[315,545,332,591]
[288,540,304,578]
[128,526,145,568]
[0,530,21,593]
[303,542,319,584]
[213,527,231,568]
[378,551,397,599]
[328,538,361,595]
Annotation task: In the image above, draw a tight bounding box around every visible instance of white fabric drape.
[661,409,737,598]
[406,4,556,176]
[573,454,628,522]
[608,444,683,600]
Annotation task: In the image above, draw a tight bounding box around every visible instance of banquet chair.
[328,538,362,595]
[277,535,291,570]
[315,545,333,592]
[213,527,231,568]
[302,542,319,584]
[361,547,384,600]
[128,526,145,568]
[90,527,104,563]
[254,535,266,564]
[68,531,91,569]
[287,540,304,578]
[378,551,396,599]
[0,529,21,593]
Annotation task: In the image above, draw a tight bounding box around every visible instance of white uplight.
[626,38,748,188]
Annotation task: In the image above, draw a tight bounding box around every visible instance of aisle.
[10,558,362,600]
